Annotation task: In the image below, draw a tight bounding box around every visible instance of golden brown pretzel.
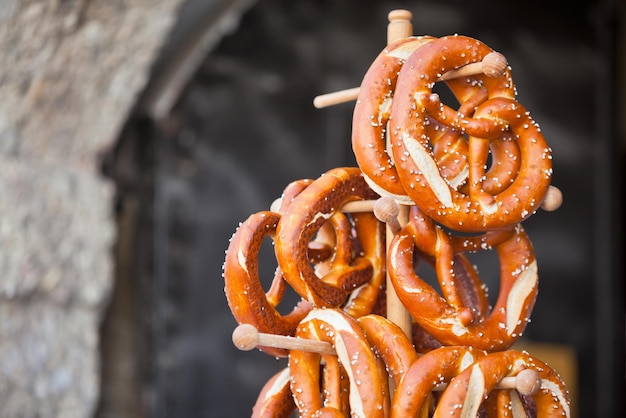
[392,35,514,139]
[434,350,570,418]
[357,314,418,385]
[400,207,494,326]
[223,211,312,357]
[289,308,386,418]
[353,36,510,204]
[352,36,435,203]
[388,210,539,351]
[252,368,295,418]
[353,34,514,205]
[425,56,517,194]
[392,346,486,417]
[390,36,552,231]
[224,179,325,357]
[276,167,379,307]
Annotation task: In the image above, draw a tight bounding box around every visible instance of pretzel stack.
[223,10,570,417]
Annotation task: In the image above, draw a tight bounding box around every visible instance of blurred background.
[97,1,624,417]
[2,0,621,417]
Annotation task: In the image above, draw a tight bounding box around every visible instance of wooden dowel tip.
[482,51,508,77]
[540,185,563,212]
[374,196,401,233]
[232,323,260,351]
[515,369,542,396]
[388,9,412,22]
[313,87,360,109]
[232,324,336,355]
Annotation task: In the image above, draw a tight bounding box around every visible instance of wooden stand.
[230,9,556,404]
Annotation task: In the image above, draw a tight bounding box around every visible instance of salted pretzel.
[224,179,329,357]
[352,36,435,203]
[388,207,539,352]
[223,211,312,357]
[251,368,295,418]
[357,314,418,385]
[392,345,486,417]
[401,207,494,327]
[353,35,514,205]
[309,210,386,317]
[276,167,379,308]
[289,308,387,418]
[434,350,570,417]
[390,35,552,231]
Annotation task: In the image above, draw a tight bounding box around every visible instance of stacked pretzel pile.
[223,10,570,418]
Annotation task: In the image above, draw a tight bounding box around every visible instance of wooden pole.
[383,10,413,340]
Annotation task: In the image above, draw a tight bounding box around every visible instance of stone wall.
[0,1,184,416]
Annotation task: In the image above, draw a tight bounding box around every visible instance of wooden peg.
[433,369,542,394]
[439,51,508,81]
[513,369,543,396]
[232,324,336,355]
[341,200,376,213]
[540,185,563,211]
[373,196,402,233]
[313,89,359,109]
[312,87,360,109]
[387,9,413,43]
[271,197,377,214]
[313,51,507,109]
[232,328,543,395]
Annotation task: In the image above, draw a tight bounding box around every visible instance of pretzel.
[289,308,386,418]
[252,368,296,418]
[224,177,339,356]
[392,346,486,417]
[354,35,512,206]
[388,208,538,351]
[389,36,552,231]
[434,350,570,417]
[352,36,435,203]
[402,207,493,326]
[357,314,419,385]
[276,167,379,307]
[223,211,313,357]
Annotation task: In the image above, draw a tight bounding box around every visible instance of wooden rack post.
[382,10,413,340]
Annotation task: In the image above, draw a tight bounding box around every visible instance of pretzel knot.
[392,346,487,417]
[388,208,539,352]
[435,350,571,417]
[389,35,553,231]
[276,167,380,308]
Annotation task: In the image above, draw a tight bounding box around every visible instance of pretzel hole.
[432,81,460,110]
[309,220,339,277]
[258,237,301,314]
[428,222,503,311]
[412,253,445,297]
[520,394,538,416]
[460,249,500,310]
